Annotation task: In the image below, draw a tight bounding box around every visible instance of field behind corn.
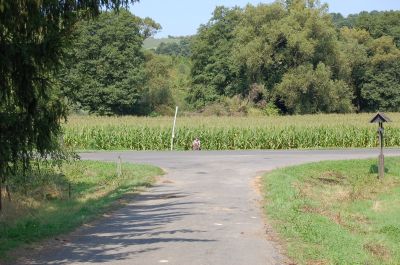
[63,113,400,150]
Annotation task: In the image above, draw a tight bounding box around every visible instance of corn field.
[63,113,400,150]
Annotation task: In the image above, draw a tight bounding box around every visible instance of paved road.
[16,149,399,265]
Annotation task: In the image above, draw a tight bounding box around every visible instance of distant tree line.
[59,10,192,116]
[331,11,400,47]
[58,0,400,116]
[188,1,400,114]
[156,38,192,57]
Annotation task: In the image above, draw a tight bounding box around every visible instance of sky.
[130,0,400,38]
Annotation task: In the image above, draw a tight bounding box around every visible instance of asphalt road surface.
[14,149,400,265]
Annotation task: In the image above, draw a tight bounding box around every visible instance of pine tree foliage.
[0,0,139,210]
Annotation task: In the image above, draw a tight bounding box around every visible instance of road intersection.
[16,149,399,265]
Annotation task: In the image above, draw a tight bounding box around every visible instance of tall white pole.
[171,106,178,151]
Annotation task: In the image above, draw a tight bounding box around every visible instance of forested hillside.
[57,0,400,116]
[143,36,187,50]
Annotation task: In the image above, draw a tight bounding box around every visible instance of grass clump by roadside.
[263,157,400,265]
[0,160,163,259]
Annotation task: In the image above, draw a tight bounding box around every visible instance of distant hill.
[143,36,188,50]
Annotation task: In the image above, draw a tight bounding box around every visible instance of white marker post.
[170,106,178,151]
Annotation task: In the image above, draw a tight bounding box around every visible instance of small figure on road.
[192,137,201,150]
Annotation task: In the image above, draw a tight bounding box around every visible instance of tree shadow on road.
[17,185,214,265]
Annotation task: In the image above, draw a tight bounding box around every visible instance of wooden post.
[378,122,384,179]
[117,155,122,177]
[370,113,391,179]
[171,106,178,151]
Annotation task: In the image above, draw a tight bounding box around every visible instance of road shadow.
[19,186,214,265]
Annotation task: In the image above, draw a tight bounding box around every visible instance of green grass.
[0,161,163,259]
[263,157,400,265]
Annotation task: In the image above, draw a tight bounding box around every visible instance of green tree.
[361,36,400,111]
[156,37,192,57]
[60,10,160,115]
[232,2,287,88]
[139,51,192,115]
[339,27,400,112]
[331,11,400,48]
[188,6,243,108]
[232,0,348,113]
[168,56,192,111]
[276,63,353,114]
[0,0,138,211]
[137,52,175,115]
[338,27,371,111]
[330,12,357,28]
[355,11,400,47]
[188,0,354,113]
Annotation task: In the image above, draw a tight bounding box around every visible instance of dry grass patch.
[364,243,392,261]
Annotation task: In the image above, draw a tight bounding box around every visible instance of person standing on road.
[192,137,201,150]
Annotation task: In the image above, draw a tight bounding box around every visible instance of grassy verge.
[263,157,400,265]
[0,160,163,258]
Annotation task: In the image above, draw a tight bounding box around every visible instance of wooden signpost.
[370,112,391,179]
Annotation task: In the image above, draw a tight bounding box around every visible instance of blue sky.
[130,0,400,38]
